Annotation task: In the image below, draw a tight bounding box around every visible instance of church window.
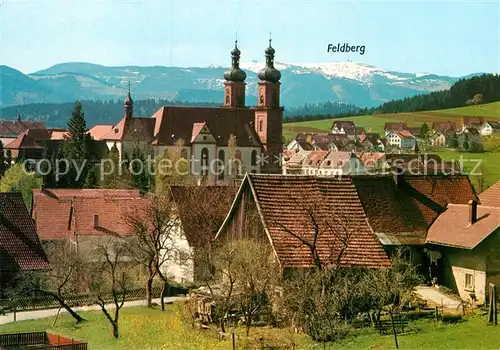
[260,95,264,105]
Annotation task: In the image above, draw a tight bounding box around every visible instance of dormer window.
[93,214,99,228]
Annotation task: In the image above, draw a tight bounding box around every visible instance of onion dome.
[224,41,247,82]
[258,39,281,83]
[124,82,133,107]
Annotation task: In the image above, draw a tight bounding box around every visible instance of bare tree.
[42,239,87,323]
[125,196,177,310]
[7,240,86,324]
[155,138,191,194]
[92,239,132,339]
[208,239,281,336]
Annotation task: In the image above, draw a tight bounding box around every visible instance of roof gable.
[217,174,391,269]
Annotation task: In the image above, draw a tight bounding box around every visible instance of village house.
[89,40,284,184]
[285,139,314,153]
[426,200,500,303]
[215,174,391,271]
[432,121,458,134]
[331,120,355,135]
[359,132,385,151]
[479,121,500,136]
[461,116,485,132]
[31,188,193,284]
[3,128,67,160]
[430,130,457,148]
[0,192,49,294]
[385,130,417,150]
[283,150,363,176]
[0,113,46,148]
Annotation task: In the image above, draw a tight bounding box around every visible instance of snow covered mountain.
[0,61,477,108]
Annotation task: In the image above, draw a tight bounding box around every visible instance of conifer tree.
[61,101,94,187]
[102,144,129,188]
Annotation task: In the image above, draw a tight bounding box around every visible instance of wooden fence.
[0,284,188,313]
[0,331,87,349]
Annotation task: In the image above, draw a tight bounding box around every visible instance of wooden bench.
[374,315,408,335]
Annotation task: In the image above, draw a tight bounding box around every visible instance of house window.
[218,149,225,180]
[251,150,258,166]
[465,273,474,291]
[203,135,207,141]
[201,148,209,166]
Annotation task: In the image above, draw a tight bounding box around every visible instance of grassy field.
[283,101,500,140]
[1,304,500,349]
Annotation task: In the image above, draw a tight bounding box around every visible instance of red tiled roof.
[4,129,67,150]
[305,151,328,166]
[462,116,484,127]
[432,121,457,133]
[385,122,408,131]
[426,204,500,249]
[352,175,477,245]
[0,120,46,137]
[397,130,415,139]
[479,181,500,207]
[218,174,391,269]
[88,125,113,140]
[151,106,262,147]
[0,192,49,271]
[32,189,144,240]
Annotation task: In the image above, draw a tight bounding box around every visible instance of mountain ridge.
[0,62,487,109]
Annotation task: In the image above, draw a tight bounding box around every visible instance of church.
[89,40,284,184]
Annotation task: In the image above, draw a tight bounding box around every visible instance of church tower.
[223,41,247,108]
[254,39,283,171]
[124,82,133,120]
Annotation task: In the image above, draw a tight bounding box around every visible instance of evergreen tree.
[131,145,149,194]
[420,123,430,140]
[102,144,129,188]
[61,101,94,187]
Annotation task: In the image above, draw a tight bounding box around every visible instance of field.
[283,101,500,141]
[1,304,500,349]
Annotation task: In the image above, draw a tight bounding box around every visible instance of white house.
[479,121,500,136]
[385,130,417,149]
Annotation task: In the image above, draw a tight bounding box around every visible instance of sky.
[1,0,499,76]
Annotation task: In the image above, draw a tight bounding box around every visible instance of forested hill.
[0,99,220,128]
[373,73,500,114]
[283,73,500,123]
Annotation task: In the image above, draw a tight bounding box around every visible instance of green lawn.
[434,150,500,191]
[1,304,500,349]
[283,101,500,140]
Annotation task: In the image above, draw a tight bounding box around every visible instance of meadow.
[0,304,499,349]
[283,101,500,141]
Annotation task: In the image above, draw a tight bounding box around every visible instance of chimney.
[93,214,100,228]
[469,200,478,225]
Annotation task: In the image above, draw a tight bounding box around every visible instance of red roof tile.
[384,122,408,131]
[218,174,391,269]
[351,174,477,245]
[32,189,144,240]
[0,120,46,137]
[0,192,49,271]
[479,181,500,207]
[88,125,113,140]
[426,204,500,249]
